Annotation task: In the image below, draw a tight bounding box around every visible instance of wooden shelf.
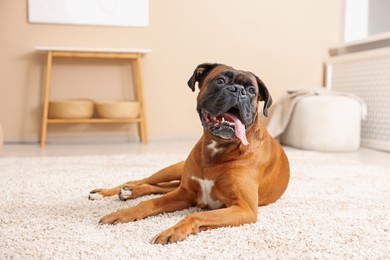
[47,118,142,123]
[37,47,150,146]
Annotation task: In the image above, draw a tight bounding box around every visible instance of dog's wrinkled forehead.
[187,62,273,117]
[188,64,258,91]
[212,69,258,86]
[201,65,236,86]
[187,63,233,91]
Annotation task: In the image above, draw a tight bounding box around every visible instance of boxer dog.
[89,63,290,244]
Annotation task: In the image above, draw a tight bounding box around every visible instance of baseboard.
[4,135,198,144]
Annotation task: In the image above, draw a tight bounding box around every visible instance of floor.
[1,139,390,168]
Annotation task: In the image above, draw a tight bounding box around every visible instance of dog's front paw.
[99,212,124,225]
[88,189,105,200]
[88,187,120,200]
[152,222,193,244]
[99,208,141,225]
[118,186,133,201]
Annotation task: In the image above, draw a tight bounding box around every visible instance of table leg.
[132,55,148,144]
[40,51,53,146]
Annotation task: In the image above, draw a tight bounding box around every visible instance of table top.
[35,46,152,54]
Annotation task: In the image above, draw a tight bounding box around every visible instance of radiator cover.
[326,47,390,151]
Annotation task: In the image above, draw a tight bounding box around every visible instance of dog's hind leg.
[118,181,180,200]
[88,161,184,200]
[98,186,193,225]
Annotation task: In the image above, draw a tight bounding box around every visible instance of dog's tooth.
[222,117,225,123]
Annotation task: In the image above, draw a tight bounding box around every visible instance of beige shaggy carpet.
[0,150,389,259]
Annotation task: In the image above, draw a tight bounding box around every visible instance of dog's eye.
[215,77,226,86]
[247,86,256,94]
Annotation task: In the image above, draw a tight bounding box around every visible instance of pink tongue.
[223,113,249,146]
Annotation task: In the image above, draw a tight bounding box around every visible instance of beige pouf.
[280,96,362,152]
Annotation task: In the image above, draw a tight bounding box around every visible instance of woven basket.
[48,99,94,119]
[95,101,140,119]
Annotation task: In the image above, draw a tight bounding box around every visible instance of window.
[344,0,390,42]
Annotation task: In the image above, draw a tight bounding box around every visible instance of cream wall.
[0,0,342,143]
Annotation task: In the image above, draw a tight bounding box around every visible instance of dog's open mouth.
[203,106,249,146]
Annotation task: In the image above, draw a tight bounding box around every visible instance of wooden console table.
[36,47,151,146]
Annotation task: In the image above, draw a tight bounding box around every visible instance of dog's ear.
[254,75,272,117]
[187,63,220,92]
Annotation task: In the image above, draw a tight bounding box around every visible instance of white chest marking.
[191,176,224,209]
[207,140,220,157]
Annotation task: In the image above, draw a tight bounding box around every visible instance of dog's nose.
[228,85,246,97]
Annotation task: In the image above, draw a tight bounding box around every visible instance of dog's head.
[187,63,272,145]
